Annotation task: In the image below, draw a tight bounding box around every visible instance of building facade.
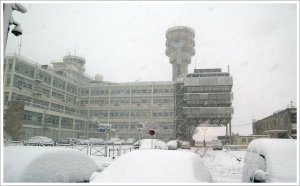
[233,135,269,149]
[253,107,297,139]
[175,68,234,140]
[3,26,234,142]
[3,54,175,141]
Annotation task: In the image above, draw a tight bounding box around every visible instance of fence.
[4,142,134,157]
[224,145,248,151]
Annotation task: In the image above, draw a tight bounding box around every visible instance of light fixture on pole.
[137,123,144,149]
[201,128,208,147]
[3,3,27,53]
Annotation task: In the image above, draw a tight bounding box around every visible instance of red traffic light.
[149,129,156,136]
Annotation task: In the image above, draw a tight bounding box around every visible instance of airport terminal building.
[3,26,233,142]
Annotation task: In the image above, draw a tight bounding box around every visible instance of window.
[242,138,246,143]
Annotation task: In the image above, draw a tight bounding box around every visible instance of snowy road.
[193,147,245,183]
[90,146,246,183]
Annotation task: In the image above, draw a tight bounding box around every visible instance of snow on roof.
[90,150,212,183]
[3,146,103,183]
[245,139,297,182]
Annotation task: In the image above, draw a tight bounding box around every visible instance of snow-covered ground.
[194,147,246,183]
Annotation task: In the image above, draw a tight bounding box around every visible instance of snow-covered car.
[139,139,167,150]
[24,136,54,146]
[106,138,122,145]
[181,141,191,149]
[90,150,212,183]
[3,146,103,182]
[89,138,104,145]
[212,140,222,150]
[156,140,168,150]
[77,139,90,145]
[55,138,79,146]
[133,140,142,149]
[166,140,178,150]
[126,138,135,144]
[242,139,297,183]
[113,139,123,145]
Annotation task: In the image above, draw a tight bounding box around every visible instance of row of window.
[186,86,232,93]
[82,88,174,96]
[89,110,174,118]
[81,97,174,105]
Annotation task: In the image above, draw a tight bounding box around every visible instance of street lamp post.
[137,123,144,149]
[3,3,27,53]
[201,128,208,147]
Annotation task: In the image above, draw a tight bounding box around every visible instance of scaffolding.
[175,69,234,140]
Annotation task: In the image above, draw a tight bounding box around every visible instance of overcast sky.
[3,1,298,140]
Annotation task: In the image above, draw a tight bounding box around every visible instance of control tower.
[165,26,195,81]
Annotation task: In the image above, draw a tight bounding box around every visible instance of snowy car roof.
[90,150,212,183]
[3,146,103,183]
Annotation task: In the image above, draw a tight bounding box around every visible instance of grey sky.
[4,1,298,139]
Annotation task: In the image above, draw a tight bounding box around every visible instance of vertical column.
[229,121,232,137]
[58,117,61,139]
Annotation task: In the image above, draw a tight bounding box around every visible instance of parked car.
[90,150,212,183]
[133,140,142,149]
[156,140,168,150]
[139,139,167,150]
[212,140,222,150]
[126,138,136,144]
[181,141,191,149]
[55,138,79,146]
[77,139,90,145]
[242,139,297,183]
[106,138,122,145]
[24,136,54,146]
[89,138,104,145]
[166,140,178,150]
[4,146,103,182]
[177,140,183,148]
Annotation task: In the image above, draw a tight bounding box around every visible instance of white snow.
[195,148,246,183]
[242,138,297,183]
[3,146,103,183]
[90,149,212,183]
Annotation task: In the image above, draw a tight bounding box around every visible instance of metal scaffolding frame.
[175,69,234,141]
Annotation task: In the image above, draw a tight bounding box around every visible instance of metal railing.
[4,141,134,157]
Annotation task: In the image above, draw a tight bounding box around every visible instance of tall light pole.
[137,123,144,149]
[201,128,208,147]
[3,3,27,53]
